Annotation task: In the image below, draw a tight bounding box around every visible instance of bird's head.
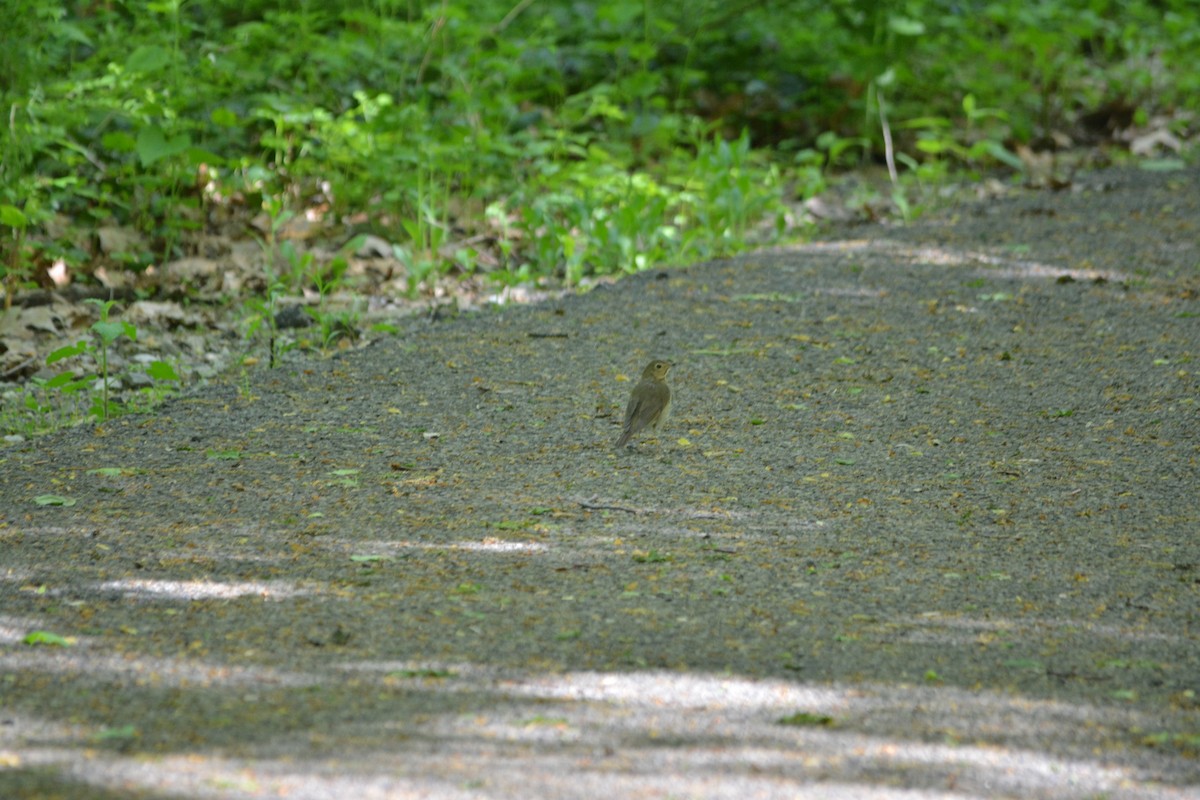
[642,360,672,381]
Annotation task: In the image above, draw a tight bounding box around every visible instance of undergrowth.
[0,0,1197,434]
[1,0,1195,294]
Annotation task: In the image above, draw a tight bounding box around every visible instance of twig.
[578,499,641,515]
[1,355,38,381]
[494,0,537,33]
[877,86,898,186]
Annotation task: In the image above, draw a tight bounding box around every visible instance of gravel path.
[1,166,1198,798]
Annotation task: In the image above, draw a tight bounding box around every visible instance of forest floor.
[1,165,1198,799]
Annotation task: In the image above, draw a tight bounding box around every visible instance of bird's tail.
[615,427,632,448]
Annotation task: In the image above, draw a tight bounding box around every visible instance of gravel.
[0,165,1197,799]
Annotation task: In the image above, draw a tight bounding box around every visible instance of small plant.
[24,371,92,431]
[123,358,183,414]
[686,129,786,252]
[242,291,288,369]
[1,204,32,309]
[814,131,873,171]
[311,306,361,351]
[45,299,137,422]
[32,301,178,428]
[85,299,136,420]
[901,95,1023,177]
[242,197,293,367]
[297,254,362,351]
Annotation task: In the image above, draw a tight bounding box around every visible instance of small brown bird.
[616,360,672,448]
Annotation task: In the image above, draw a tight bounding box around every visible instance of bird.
[616,360,672,448]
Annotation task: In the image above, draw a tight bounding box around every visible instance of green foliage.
[0,0,1196,304]
[23,630,74,645]
[778,711,835,727]
[9,302,180,432]
[83,299,137,421]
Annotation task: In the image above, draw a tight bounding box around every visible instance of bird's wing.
[622,395,644,432]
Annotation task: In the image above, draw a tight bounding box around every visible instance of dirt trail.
[1,166,1198,799]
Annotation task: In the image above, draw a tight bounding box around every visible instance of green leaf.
[977,140,1024,170]
[47,340,88,362]
[146,360,180,381]
[86,468,128,477]
[184,146,226,167]
[92,320,131,345]
[43,371,81,389]
[101,131,137,153]
[24,630,73,646]
[56,21,94,47]
[34,494,76,507]
[888,16,925,35]
[778,712,834,726]
[1139,159,1186,172]
[899,116,952,130]
[916,138,951,155]
[210,107,240,127]
[136,125,191,167]
[0,204,28,228]
[370,323,400,335]
[92,725,138,742]
[125,45,172,73]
